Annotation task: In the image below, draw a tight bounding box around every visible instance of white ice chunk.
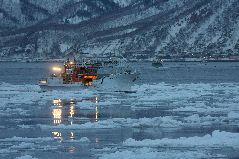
[123,130,239,149]
[0,136,54,142]
[79,137,90,143]
[11,142,35,149]
[15,155,38,159]
[98,147,210,159]
[228,111,239,118]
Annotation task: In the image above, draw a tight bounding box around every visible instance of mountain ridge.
[0,0,239,59]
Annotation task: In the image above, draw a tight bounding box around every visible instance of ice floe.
[17,125,31,129]
[15,155,38,159]
[1,81,239,158]
[63,137,91,143]
[39,116,182,130]
[0,137,60,157]
[97,148,212,159]
[79,137,90,143]
[95,130,239,159]
[11,142,35,149]
[0,82,97,116]
[228,111,239,118]
[0,136,54,142]
[2,82,239,119]
[0,149,17,154]
[131,83,239,117]
[123,130,239,148]
[39,113,238,130]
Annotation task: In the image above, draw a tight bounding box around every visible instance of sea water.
[0,62,239,159]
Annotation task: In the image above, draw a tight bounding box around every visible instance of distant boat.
[198,58,208,65]
[152,57,163,68]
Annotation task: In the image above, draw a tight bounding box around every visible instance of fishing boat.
[39,58,138,92]
[152,57,163,68]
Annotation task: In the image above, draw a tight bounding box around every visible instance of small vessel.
[200,58,207,64]
[39,58,138,92]
[152,57,163,68]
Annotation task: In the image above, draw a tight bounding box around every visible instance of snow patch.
[112,0,134,7]
[169,19,187,38]
[59,43,71,52]
[67,16,89,24]
[225,19,239,51]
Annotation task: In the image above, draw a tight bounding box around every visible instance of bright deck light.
[52,67,62,72]
[39,80,47,84]
[53,99,62,105]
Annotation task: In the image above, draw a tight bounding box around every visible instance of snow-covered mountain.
[0,0,239,59]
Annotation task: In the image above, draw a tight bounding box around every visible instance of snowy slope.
[0,0,239,59]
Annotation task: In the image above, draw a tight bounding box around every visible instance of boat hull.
[39,73,139,92]
[152,62,163,67]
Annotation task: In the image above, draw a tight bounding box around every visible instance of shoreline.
[1,59,239,63]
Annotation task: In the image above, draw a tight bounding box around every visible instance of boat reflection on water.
[95,105,99,122]
[51,96,100,143]
[52,99,62,106]
[52,108,62,124]
[70,132,75,139]
[52,131,62,140]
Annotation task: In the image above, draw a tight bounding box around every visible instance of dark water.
[1,62,239,84]
[0,62,239,159]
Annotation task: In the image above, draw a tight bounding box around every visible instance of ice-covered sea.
[0,62,239,159]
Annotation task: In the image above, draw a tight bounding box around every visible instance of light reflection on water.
[51,96,100,145]
[52,131,62,140]
[69,105,75,118]
[70,132,75,139]
[95,105,99,122]
[52,108,62,124]
[53,99,62,106]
